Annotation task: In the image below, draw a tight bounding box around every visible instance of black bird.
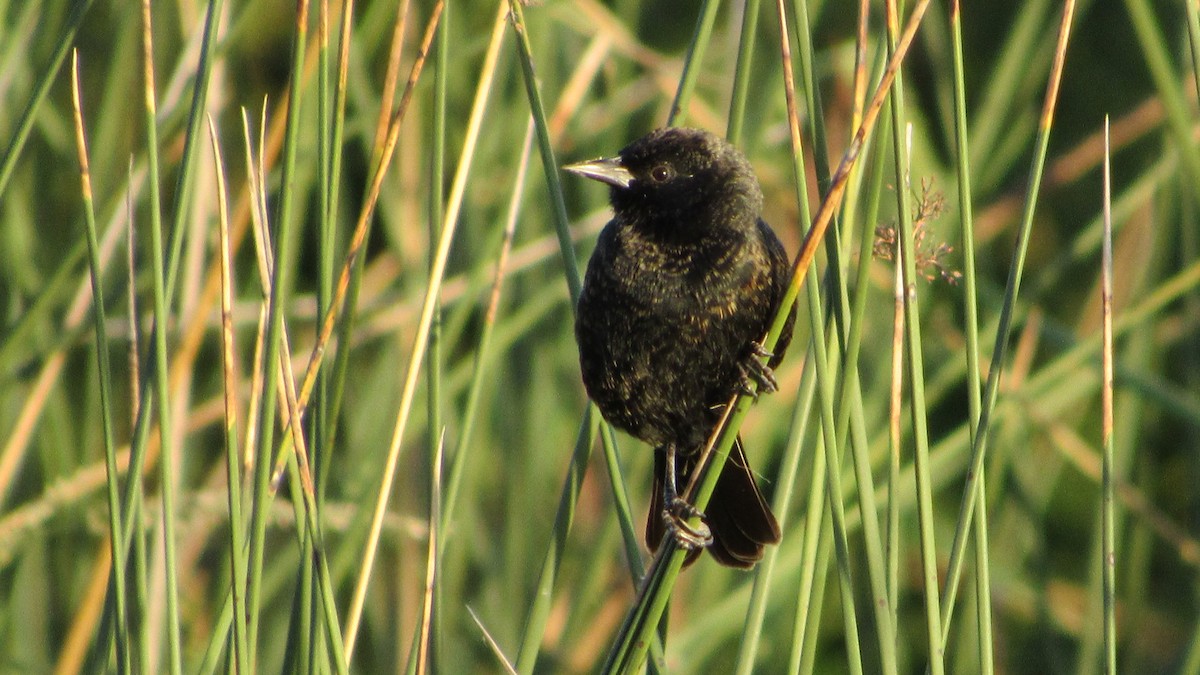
[566,127,795,568]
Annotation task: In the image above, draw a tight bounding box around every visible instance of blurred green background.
[0,0,1198,672]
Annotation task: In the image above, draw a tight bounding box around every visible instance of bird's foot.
[660,442,711,550]
[662,497,712,550]
[737,341,778,396]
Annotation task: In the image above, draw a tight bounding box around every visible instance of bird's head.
[564,127,764,243]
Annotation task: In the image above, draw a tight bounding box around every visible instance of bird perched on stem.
[565,127,795,568]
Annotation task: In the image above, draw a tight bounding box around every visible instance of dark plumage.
[566,127,795,568]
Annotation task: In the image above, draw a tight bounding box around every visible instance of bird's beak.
[563,156,634,189]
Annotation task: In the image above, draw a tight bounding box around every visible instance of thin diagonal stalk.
[947,1,993,671]
[792,0,897,665]
[206,115,250,675]
[1122,0,1200,206]
[69,51,131,675]
[599,402,732,673]
[339,1,461,658]
[138,1,182,670]
[295,1,336,664]
[425,3,449,669]
[936,0,1077,639]
[666,0,722,126]
[313,0,359,529]
[468,607,519,674]
[597,423,646,586]
[287,359,350,671]
[835,134,897,675]
[164,0,226,292]
[104,0,229,578]
[194,299,270,674]
[132,497,151,670]
[726,0,763,144]
[1100,116,1117,675]
[508,0,581,300]
[267,0,433,485]
[234,82,348,675]
[882,2,944,670]
[776,0,866,669]
[886,152,905,649]
[790,0,847,319]
[244,0,311,658]
[123,161,149,674]
[315,0,357,477]
[795,513,833,675]
[0,0,98,197]
[803,286,866,675]
[965,0,1052,187]
[415,433,445,675]
[736,355,819,674]
[442,120,534,527]
[1187,0,1200,109]
[113,112,243,575]
[768,0,929,362]
[243,120,350,675]
[514,410,601,673]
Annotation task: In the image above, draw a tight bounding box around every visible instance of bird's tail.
[646,437,780,568]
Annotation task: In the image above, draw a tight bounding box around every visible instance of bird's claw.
[662,497,712,550]
[737,341,778,396]
[660,443,710,550]
[748,341,775,360]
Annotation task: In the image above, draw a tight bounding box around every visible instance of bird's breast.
[575,224,775,447]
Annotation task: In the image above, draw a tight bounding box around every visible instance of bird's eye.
[649,165,672,182]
